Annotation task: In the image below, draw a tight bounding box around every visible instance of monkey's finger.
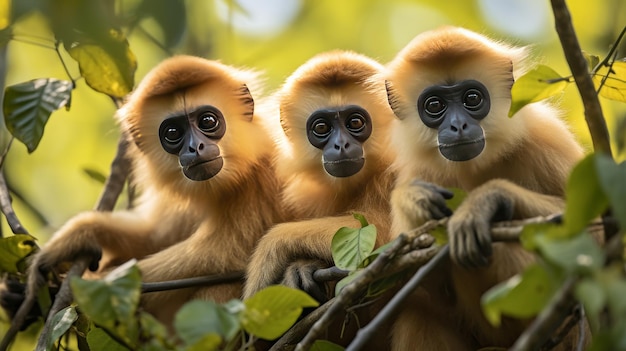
[449,228,471,267]
[464,228,485,268]
[412,180,455,200]
[475,225,493,262]
[428,203,451,220]
[435,187,454,200]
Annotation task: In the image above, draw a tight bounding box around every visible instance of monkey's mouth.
[182,156,224,181]
[323,157,365,178]
[438,137,485,162]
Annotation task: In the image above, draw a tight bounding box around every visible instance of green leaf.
[445,187,467,211]
[593,60,626,102]
[242,285,318,340]
[174,300,239,344]
[595,154,626,230]
[66,30,136,98]
[185,333,222,351]
[331,222,377,271]
[0,234,37,273]
[583,52,601,71]
[519,222,566,251]
[43,306,78,351]
[563,154,609,234]
[335,270,360,296]
[83,167,107,184]
[509,65,569,117]
[3,79,72,153]
[430,225,448,245]
[70,260,141,334]
[137,312,171,348]
[614,115,626,160]
[535,233,605,274]
[311,339,345,351]
[87,327,130,351]
[363,240,394,266]
[604,277,626,317]
[482,264,558,326]
[367,271,405,298]
[575,278,606,332]
[352,213,369,227]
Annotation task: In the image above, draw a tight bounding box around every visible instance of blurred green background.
[1,0,625,267]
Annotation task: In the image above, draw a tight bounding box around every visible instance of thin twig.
[347,246,449,351]
[141,271,245,293]
[0,170,28,235]
[291,214,590,350]
[94,130,131,212]
[270,300,333,351]
[550,0,612,155]
[294,233,410,351]
[510,278,578,351]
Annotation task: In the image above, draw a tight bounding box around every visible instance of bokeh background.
[0,0,625,295]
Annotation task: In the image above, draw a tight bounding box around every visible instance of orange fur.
[243,51,396,346]
[26,56,288,327]
[386,27,585,350]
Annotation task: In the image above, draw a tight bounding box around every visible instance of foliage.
[481,153,626,349]
[36,260,318,351]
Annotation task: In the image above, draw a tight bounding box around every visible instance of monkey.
[20,55,288,328]
[242,51,396,345]
[384,27,587,350]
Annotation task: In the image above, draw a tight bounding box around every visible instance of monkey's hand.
[392,180,453,230]
[27,212,104,285]
[281,259,333,303]
[447,182,514,268]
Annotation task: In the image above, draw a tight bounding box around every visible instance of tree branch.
[94,130,131,212]
[292,215,600,350]
[141,271,245,293]
[550,0,612,155]
[0,170,28,235]
[510,277,579,351]
[347,245,449,351]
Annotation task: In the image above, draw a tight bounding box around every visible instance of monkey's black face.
[418,80,490,162]
[306,105,372,177]
[159,105,226,181]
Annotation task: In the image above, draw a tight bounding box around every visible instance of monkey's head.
[276,50,394,183]
[117,56,271,193]
[386,26,529,171]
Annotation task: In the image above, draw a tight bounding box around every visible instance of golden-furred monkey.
[385,27,586,350]
[243,51,395,338]
[24,56,288,327]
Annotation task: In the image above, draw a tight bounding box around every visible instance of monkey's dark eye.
[164,126,183,143]
[312,119,331,137]
[346,114,366,132]
[198,112,220,133]
[463,89,484,110]
[424,96,446,116]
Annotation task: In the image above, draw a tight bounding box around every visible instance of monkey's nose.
[450,122,468,133]
[334,142,351,150]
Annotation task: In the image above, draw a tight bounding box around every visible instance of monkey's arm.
[391,180,454,235]
[243,215,366,300]
[448,179,564,268]
[28,210,160,276]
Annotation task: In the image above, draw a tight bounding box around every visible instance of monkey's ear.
[239,84,254,121]
[385,80,404,120]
